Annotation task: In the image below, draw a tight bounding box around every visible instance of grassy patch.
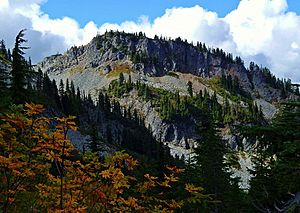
[195,76,206,84]
[69,64,85,74]
[106,63,131,78]
[207,76,228,96]
[207,76,248,102]
[167,71,179,78]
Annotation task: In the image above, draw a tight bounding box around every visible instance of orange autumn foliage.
[0,103,206,213]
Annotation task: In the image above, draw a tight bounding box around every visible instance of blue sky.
[41,0,240,27]
[42,0,300,27]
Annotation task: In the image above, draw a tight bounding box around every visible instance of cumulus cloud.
[99,6,237,53]
[0,0,98,62]
[0,0,300,82]
[224,0,300,81]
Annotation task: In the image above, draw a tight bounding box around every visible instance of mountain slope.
[37,31,299,159]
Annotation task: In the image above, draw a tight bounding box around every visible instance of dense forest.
[0,30,299,212]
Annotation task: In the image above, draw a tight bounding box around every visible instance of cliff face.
[36,31,299,158]
[38,31,296,103]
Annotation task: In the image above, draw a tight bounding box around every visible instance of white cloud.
[0,0,300,82]
[0,0,9,10]
[99,6,236,53]
[0,0,99,62]
[224,0,300,81]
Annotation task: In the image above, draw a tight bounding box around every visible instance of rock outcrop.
[36,31,299,158]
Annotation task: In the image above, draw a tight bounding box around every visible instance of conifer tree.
[59,79,64,97]
[88,124,103,153]
[247,101,300,212]
[119,72,124,85]
[187,81,193,97]
[11,29,30,103]
[191,112,242,212]
[0,40,8,60]
[70,80,76,98]
[35,68,43,94]
[0,62,8,92]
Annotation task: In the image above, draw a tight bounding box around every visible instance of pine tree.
[59,79,64,97]
[76,87,81,100]
[88,124,103,153]
[0,62,8,92]
[11,29,30,103]
[52,79,61,108]
[119,72,124,85]
[70,80,76,98]
[191,112,241,212]
[247,101,300,212]
[65,78,70,96]
[187,81,193,97]
[0,63,10,111]
[0,40,8,60]
[36,68,43,94]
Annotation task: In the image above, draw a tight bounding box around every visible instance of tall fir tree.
[11,29,30,104]
[190,112,243,212]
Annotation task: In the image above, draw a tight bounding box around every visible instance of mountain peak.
[38,30,299,105]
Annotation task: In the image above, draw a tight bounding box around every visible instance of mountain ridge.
[33,31,300,165]
[38,31,298,104]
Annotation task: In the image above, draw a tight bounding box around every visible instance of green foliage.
[188,112,247,212]
[221,74,241,96]
[107,76,263,124]
[87,124,104,153]
[243,101,300,212]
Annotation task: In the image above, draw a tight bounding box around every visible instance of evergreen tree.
[76,87,81,100]
[0,40,8,60]
[52,79,61,108]
[88,124,104,153]
[0,62,8,92]
[36,68,43,94]
[0,63,10,111]
[187,81,193,97]
[191,112,242,212]
[70,80,76,98]
[11,29,30,103]
[42,73,52,98]
[247,101,300,212]
[65,78,70,96]
[118,72,124,85]
[59,79,64,97]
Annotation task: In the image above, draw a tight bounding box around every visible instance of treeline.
[221,73,251,98]
[94,30,245,66]
[249,61,299,97]
[108,73,264,124]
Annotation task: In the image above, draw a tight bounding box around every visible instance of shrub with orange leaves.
[0,103,207,213]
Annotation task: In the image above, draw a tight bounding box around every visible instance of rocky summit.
[37,31,299,157]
